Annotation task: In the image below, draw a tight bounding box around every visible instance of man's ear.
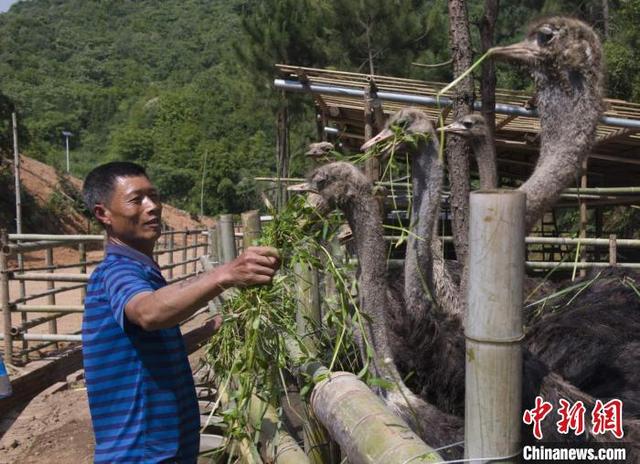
[94,204,111,227]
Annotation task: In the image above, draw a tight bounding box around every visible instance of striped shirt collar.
[105,243,160,271]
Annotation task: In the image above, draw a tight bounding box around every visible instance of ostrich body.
[490,17,604,232]
[307,158,639,454]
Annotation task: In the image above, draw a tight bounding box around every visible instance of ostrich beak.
[361,128,394,151]
[489,40,539,63]
[287,182,317,193]
[438,121,467,135]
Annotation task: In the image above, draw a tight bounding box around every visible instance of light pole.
[62,130,73,173]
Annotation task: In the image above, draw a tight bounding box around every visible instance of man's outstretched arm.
[124,246,280,330]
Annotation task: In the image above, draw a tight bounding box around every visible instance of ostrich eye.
[463,121,473,129]
[537,26,555,46]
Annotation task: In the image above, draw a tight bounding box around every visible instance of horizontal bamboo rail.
[0,333,82,342]
[14,305,84,313]
[11,273,89,283]
[11,284,86,305]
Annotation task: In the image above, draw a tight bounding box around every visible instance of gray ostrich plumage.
[305,161,464,456]
[441,113,499,190]
[491,17,604,232]
[306,158,639,454]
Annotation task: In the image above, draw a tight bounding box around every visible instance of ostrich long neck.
[470,135,498,190]
[520,74,602,232]
[344,193,404,382]
[405,137,463,318]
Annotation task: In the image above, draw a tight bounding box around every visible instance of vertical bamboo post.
[216,221,225,264]
[466,191,524,463]
[192,232,199,273]
[208,227,219,264]
[241,210,261,249]
[218,215,237,263]
[579,159,588,278]
[1,230,12,366]
[294,256,335,463]
[45,248,58,337]
[79,242,87,302]
[168,230,174,280]
[182,230,188,274]
[609,234,617,266]
[294,261,321,356]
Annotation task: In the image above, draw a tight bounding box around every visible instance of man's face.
[97,175,162,250]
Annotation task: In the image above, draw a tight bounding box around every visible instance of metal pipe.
[382,235,640,248]
[274,78,640,129]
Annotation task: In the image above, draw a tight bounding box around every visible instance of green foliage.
[2,0,640,222]
[206,195,365,447]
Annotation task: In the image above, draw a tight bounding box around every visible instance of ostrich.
[305,141,336,164]
[305,158,639,453]
[433,110,640,419]
[489,16,604,233]
[440,113,498,190]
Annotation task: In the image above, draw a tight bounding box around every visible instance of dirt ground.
[0,329,212,464]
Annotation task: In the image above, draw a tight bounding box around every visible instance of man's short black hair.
[82,161,149,212]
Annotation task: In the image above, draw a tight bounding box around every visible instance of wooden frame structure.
[275,64,640,204]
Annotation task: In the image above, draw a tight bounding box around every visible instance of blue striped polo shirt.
[82,243,199,463]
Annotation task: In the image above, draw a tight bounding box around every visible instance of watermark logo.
[523,395,624,440]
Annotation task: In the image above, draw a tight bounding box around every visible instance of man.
[81,161,280,463]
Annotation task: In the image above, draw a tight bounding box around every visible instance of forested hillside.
[0,0,638,216]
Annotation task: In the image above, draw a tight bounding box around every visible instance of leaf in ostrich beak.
[489,40,538,62]
[438,121,467,135]
[361,128,394,151]
[287,182,316,193]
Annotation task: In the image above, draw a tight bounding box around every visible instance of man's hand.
[220,246,281,288]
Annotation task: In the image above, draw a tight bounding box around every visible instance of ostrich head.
[305,141,336,163]
[490,17,604,231]
[440,114,489,140]
[490,17,603,96]
[361,107,436,152]
[305,161,373,210]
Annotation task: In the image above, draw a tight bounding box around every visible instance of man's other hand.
[220,246,281,288]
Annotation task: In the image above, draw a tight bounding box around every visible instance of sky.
[0,0,19,13]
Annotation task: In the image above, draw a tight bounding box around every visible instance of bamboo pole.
[294,259,334,464]
[11,273,90,282]
[8,233,103,241]
[45,248,58,344]
[208,227,218,263]
[218,215,237,263]
[311,372,443,464]
[579,159,589,278]
[79,243,87,302]
[1,230,12,366]
[192,233,198,273]
[241,210,261,249]
[168,230,174,280]
[15,305,83,313]
[609,234,617,266]
[182,230,188,274]
[466,190,524,463]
